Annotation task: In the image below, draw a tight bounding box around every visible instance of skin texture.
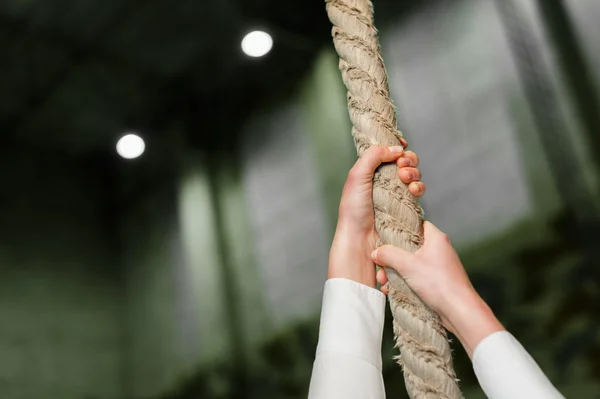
[328,145,505,359]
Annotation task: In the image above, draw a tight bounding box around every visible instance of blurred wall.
[564,0,600,197]
[118,136,266,398]
[102,50,353,398]
[568,0,600,92]
[240,50,354,332]
[115,50,357,398]
[0,148,124,399]
[381,0,562,247]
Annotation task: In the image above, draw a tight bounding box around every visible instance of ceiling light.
[116,133,145,159]
[241,30,273,57]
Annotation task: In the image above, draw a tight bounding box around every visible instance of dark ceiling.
[0,0,419,178]
[0,0,343,159]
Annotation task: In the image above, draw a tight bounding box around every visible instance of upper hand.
[328,144,425,289]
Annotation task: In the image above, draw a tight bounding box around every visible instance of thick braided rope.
[326,1,462,397]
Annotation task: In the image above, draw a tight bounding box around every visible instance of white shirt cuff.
[473,331,564,399]
[316,278,386,372]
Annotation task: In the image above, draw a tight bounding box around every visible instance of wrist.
[444,290,505,358]
[328,227,376,288]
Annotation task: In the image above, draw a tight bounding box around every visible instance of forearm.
[447,291,564,399]
[445,290,505,358]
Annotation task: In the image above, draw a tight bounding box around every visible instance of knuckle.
[401,168,419,181]
[410,182,421,193]
[406,151,419,164]
[347,167,360,182]
[365,145,380,156]
[369,145,385,159]
[440,233,451,243]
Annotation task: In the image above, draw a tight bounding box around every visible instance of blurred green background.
[1,0,599,398]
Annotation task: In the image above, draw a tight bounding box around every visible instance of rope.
[325,1,462,397]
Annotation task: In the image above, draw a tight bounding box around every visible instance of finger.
[396,151,419,168]
[371,245,416,276]
[398,167,421,183]
[399,137,408,148]
[351,145,404,182]
[397,157,412,167]
[376,268,388,286]
[409,182,426,197]
[380,284,389,295]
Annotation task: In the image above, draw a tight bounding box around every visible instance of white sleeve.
[473,331,564,399]
[308,278,387,399]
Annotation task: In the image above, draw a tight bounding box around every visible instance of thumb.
[350,146,404,184]
[422,220,451,247]
[371,245,416,276]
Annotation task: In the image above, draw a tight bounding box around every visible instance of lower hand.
[372,222,505,357]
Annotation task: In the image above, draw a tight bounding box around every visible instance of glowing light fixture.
[116,133,145,159]
[241,30,273,57]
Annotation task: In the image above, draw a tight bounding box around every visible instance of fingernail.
[407,172,414,180]
[400,158,411,167]
[388,146,404,153]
